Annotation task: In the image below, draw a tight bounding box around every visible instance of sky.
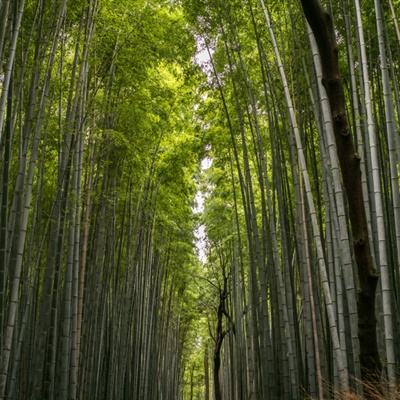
[192,35,214,264]
[193,156,212,264]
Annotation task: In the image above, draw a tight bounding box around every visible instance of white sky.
[193,34,214,81]
[193,156,212,264]
[192,38,214,265]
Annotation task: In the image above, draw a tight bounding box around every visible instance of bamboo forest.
[2,0,400,399]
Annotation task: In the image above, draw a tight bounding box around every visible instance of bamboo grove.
[183,0,400,398]
[0,0,203,399]
[0,0,399,399]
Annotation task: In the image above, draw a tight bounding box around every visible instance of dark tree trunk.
[213,270,229,400]
[299,0,382,388]
[213,316,224,400]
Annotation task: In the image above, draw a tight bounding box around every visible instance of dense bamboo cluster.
[0,1,199,399]
[185,0,400,398]
[1,0,400,399]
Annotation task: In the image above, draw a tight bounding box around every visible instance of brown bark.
[213,296,226,400]
[299,0,381,386]
[213,268,229,400]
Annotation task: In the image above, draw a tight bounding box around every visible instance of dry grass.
[302,376,400,399]
[337,388,400,399]
[335,379,400,400]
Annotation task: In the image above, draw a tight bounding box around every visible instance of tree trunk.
[299,0,382,387]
